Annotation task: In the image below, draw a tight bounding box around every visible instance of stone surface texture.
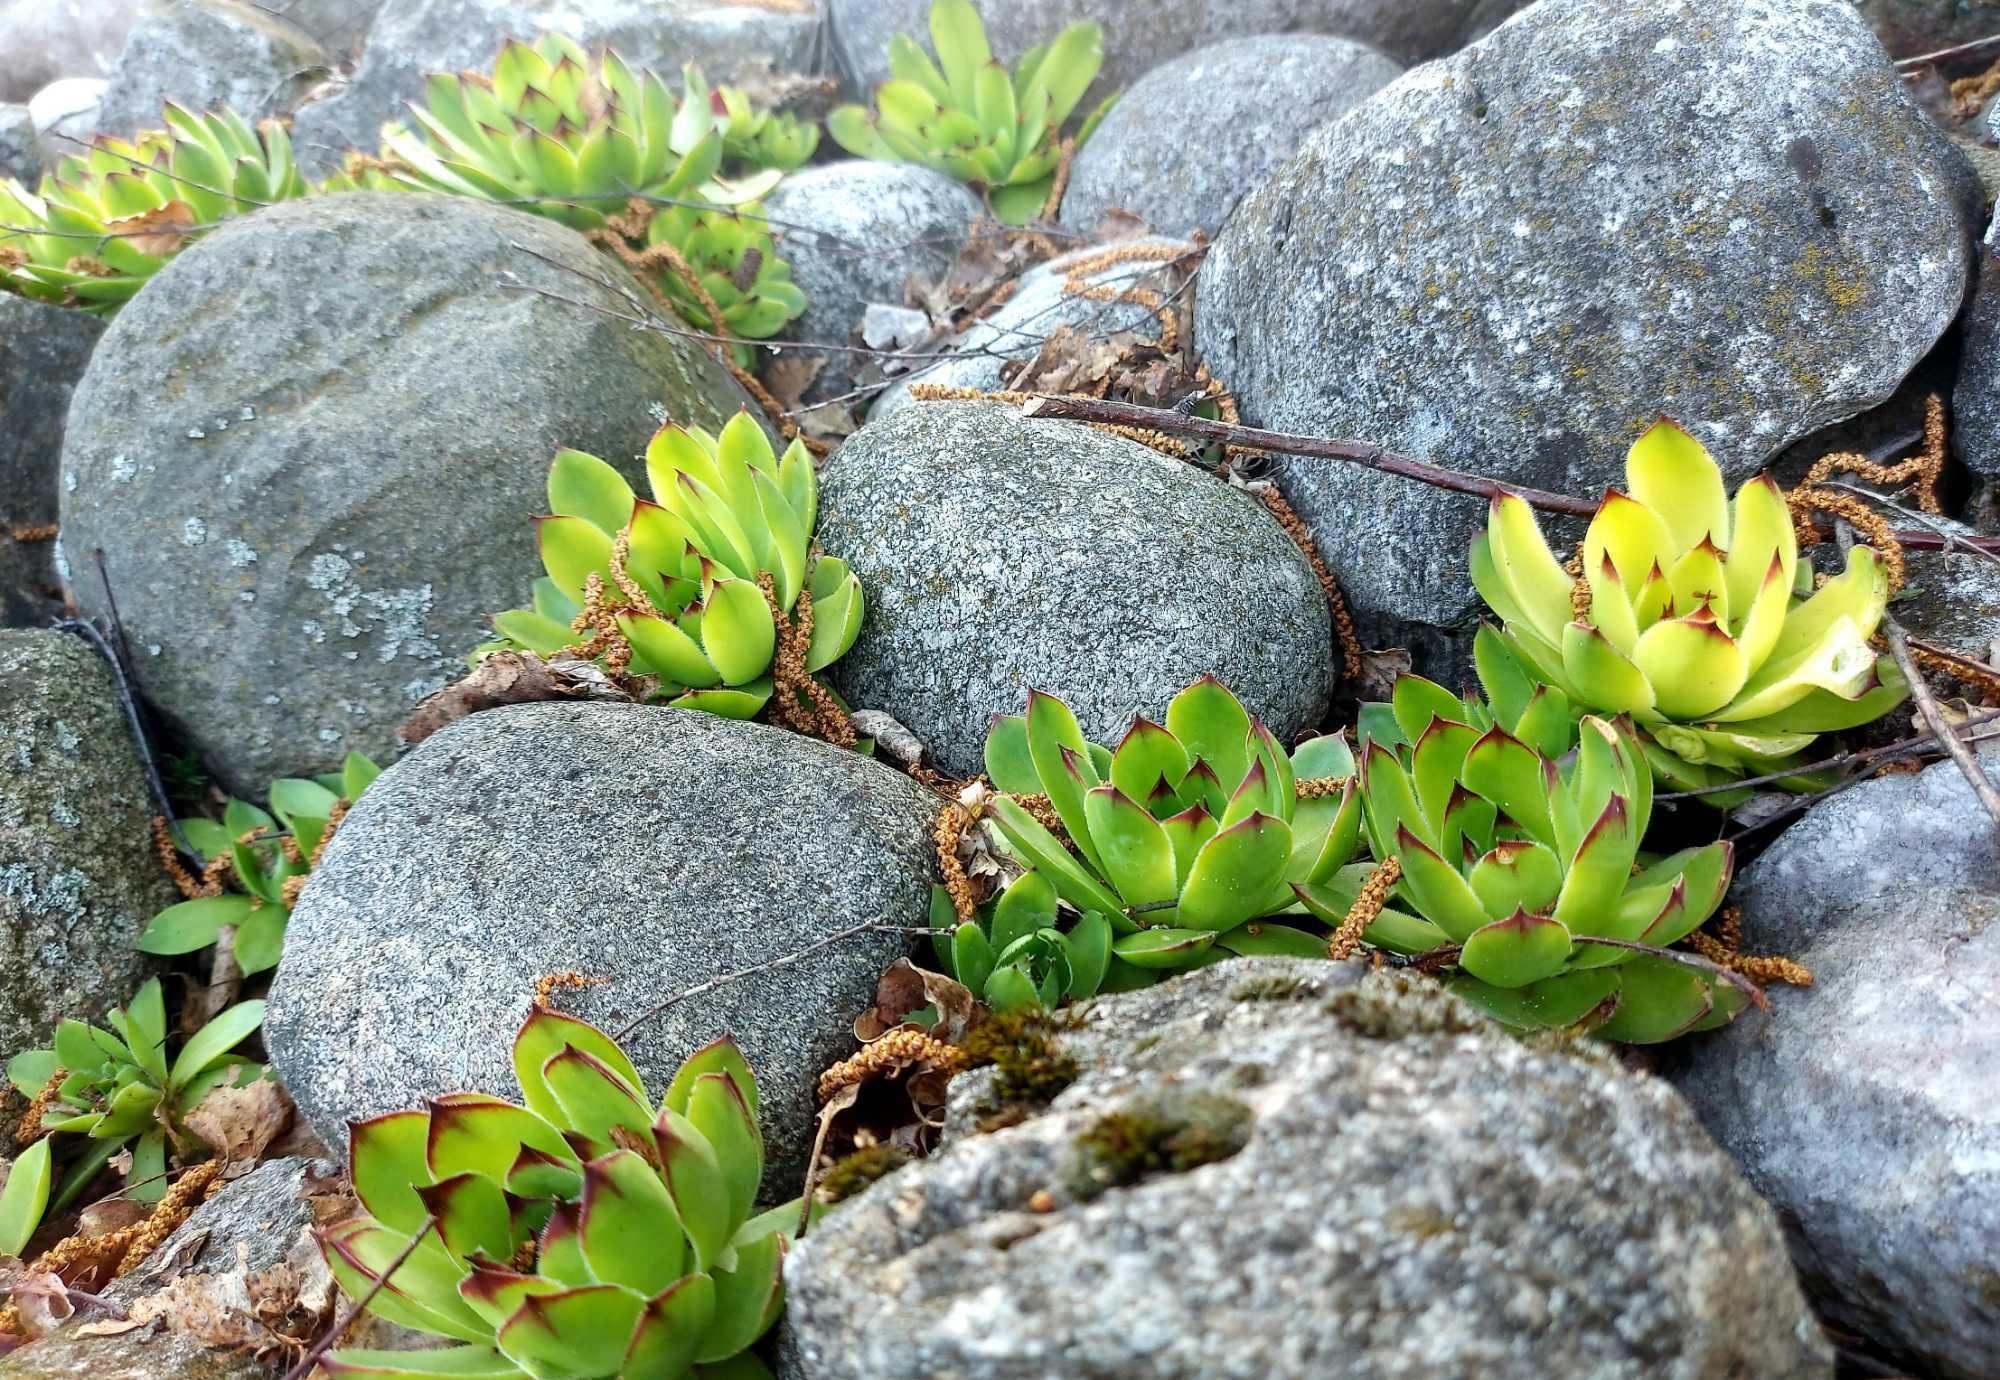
[93,0,330,139]
[0,630,168,1151]
[1952,210,2000,478]
[0,0,141,102]
[264,703,940,1198]
[782,960,1832,1380]
[0,296,101,626]
[762,160,984,405]
[818,401,1334,777]
[1196,0,1974,666]
[1060,34,1402,237]
[1668,751,2000,1379]
[289,0,823,175]
[58,192,757,793]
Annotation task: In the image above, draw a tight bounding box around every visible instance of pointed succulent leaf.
[1110,927,1215,969]
[654,1108,730,1269]
[685,1071,761,1231]
[547,448,635,536]
[1460,727,1556,850]
[1064,911,1113,997]
[1164,676,1251,790]
[0,1137,51,1257]
[1723,472,1797,621]
[1410,718,1479,826]
[535,515,615,604]
[417,1171,516,1264]
[319,1344,525,1377]
[1561,622,1654,716]
[982,964,1043,1013]
[1390,675,1466,744]
[620,1274,716,1378]
[322,1219,492,1341]
[1458,909,1573,988]
[1390,827,1491,942]
[1447,967,1621,1031]
[543,1047,656,1150]
[1625,418,1726,553]
[578,1149,686,1293]
[513,1010,646,1128]
[1214,920,1331,958]
[1177,813,1292,932]
[986,795,1124,916]
[1484,492,1572,645]
[1083,785,1178,907]
[952,921,995,995]
[427,1094,575,1183]
[1466,840,1562,919]
[699,1228,784,1361]
[535,1203,593,1287]
[351,1110,436,1233]
[662,1034,758,1122]
[496,1284,647,1377]
[1109,717,1189,806]
[1592,957,1715,1043]
[1025,690,1108,874]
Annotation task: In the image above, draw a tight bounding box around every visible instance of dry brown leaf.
[399,651,635,746]
[794,400,859,443]
[184,1076,295,1167]
[76,1197,149,1241]
[760,351,825,415]
[852,960,977,1044]
[1088,206,1152,243]
[9,1271,73,1339]
[1354,646,1412,702]
[108,200,198,257]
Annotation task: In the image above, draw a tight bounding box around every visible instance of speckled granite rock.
[1060,34,1401,237]
[1668,751,2000,1379]
[870,236,1191,419]
[94,0,329,139]
[0,1157,333,1380]
[1197,0,1974,671]
[762,161,983,406]
[0,296,101,626]
[289,0,823,175]
[265,703,937,1199]
[0,630,167,1150]
[0,102,38,182]
[817,401,1333,777]
[781,960,1832,1380]
[830,0,1522,101]
[1952,213,2000,479]
[58,193,757,793]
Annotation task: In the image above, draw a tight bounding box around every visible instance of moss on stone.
[818,1144,913,1207]
[1068,1089,1253,1200]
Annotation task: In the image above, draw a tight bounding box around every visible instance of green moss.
[1229,972,1319,1003]
[817,1144,913,1206]
[1323,972,1491,1040]
[959,1008,1079,1106]
[1067,1090,1253,1200]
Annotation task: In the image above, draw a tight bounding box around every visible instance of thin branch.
[614,922,911,1040]
[1567,936,1769,1010]
[1023,394,1599,515]
[1886,621,2000,832]
[1819,479,2000,573]
[1656,710,2000,799]
[1896,32,2000,70]
[280,1216,436,1380]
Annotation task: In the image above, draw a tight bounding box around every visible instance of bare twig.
[1017,394,2000,556]
[614,922,911,1040]
[280,1217,436,1380]
[1568,936,1769,1010]
[1886,621,2000,832]
[1656,710,2000,799]
[1896,32,2000,70]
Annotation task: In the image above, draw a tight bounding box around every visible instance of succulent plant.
[1309,673,1750,1042]
[318,1009,797,1379]
[828,0,1117,223]
[926,875,1123,1012]
[979,678,1365,992]
[2,982,267,1252]
[325,34,805,353]
[685,67,819,175]
[485,413,862,722]
[135,751,380,976]
[1473,419,1905,792]
[0,103,307,312]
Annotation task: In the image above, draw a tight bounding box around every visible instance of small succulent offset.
[135,751,380,976]
[829,0,1116,223]
[1474,419,1904,792]
[686,67,820,175]
[927,875,1123,1012]
[1327,674,1748,1042]
[486,414,862,722]
[319,1009,797,1379]
[2,982,267,1253]
[979,678,1365,993]
[0,104,307,311]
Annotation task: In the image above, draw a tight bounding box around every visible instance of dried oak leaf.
[760,351,825,415]
[399,651,633,745]
[108,200,198,257]
[852,959,977,1044]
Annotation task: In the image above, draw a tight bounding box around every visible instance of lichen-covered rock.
[290,0,822,176]
[870,236,1191,418]
[1667,752,2000,1379]
[782,960,1832,1380]
[1197,0,1974,667]
[0,296,100,626]
[265,703,938,1198]
[818,401,1333,777]
[1952,212,2000,479]
[762,161,984,407]
[58,192,756,793]
[0,1157,332,1380]
[830,0,1521,100]
[0,0,141,103]
[0,101,37,182]
[1059,34,1401,237]
[93,0,329,139]
[0,630,167,1147]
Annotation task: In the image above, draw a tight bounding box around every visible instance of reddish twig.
[281,1217,437,1380]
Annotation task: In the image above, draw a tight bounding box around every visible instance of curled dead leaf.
[184,1076,295,1167]
[107,200,199,258]
[8,1271,73,1339]
[399,651,635,746]
[852,959,977,1045]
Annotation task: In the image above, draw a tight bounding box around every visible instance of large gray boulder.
[0,630,169,1145]
[763,161,984,407]
[1952,212,2000,479]
[0,102,37,182]
[1060,34,1402,238]
[830,0,1523,100]
[265,703,939,1198]
[93,0,330,140]
[818,401,1334,777]
[1668,752,2000,1379]
[59,192,756,793]
[1197,0,1974,667]
[290,0,824,175]
[1,296,101,626]
[0,1156,332,1380]
[870,235,1191,418]
[783,960,1831,1380]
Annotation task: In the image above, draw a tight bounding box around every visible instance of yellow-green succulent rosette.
[1472,419,1906,794]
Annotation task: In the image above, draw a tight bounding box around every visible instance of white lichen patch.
[301,554,443,665]
[52,720,79,752]
[224,539,258,567]
[181,517,208,547]
[0,862,88,922]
